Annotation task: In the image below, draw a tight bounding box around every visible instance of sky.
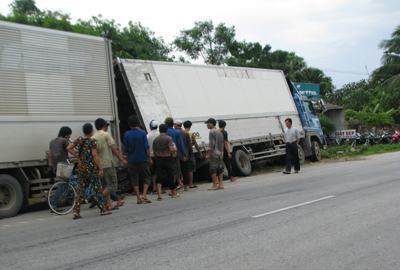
[1,0,399,88]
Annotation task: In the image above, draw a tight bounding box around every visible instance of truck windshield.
[304,101,316,115]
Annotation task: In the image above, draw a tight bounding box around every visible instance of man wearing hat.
[205,118,225,190]
[147,120,160,193]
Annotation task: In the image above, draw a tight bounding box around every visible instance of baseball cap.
[205,118,217,126]
[94,118,109,130]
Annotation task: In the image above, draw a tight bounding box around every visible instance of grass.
[321,143,400,159]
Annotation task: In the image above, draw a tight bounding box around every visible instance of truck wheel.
[310,141,321,162]
[0,174,23,219]
[232,149,252,176]
[298,146,305,165]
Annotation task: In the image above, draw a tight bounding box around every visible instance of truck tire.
[310,141,321,162]
[298,146,305,165]
[232,149,252,176]
[0,174,23,219]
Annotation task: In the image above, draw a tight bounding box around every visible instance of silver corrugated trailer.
[0,21,118,218]
[115,59,305,177]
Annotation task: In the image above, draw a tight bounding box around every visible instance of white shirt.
[285,127,299,143]
[147,129,160,156]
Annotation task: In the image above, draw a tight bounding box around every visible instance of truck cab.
[287,80,325,161]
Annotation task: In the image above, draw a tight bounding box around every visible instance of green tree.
[174,20,236,65]
[371,25,400,88]
[1,0,171,61]
[292,67,334,97]
[331,80,372,111]
[9,0,39,16]
[346,109,394,128]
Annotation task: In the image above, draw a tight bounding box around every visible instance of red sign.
[334,129,356,139]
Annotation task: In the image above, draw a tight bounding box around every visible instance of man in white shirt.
[147,120,159,192]
[283,118,300,174]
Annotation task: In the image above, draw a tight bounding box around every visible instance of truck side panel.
[119,59,304,146]
[0,21,115,165]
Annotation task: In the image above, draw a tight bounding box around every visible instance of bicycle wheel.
[48,181,76,215]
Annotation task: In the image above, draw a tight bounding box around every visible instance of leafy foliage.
[1,0,171,61]
[328,24,400,127]
[174,21,236,65]
[345,109,394,128]
[318,114,336,134]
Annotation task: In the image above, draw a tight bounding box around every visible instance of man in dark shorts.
[205,118,225,190]
[93,118,127,210]
[182,120,199,190]
[124,116,152,204]
[218,120,237,182]
[153,124,178,200]
[174,120,193,191]
[165,117,185,189]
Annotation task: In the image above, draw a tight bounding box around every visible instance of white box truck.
[114,59,324,176]
[0,21,119,218]
[0,21,324,218]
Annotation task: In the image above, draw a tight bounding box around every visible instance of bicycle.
[48,174,94,215]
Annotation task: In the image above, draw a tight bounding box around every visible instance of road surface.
[1,152,400,270]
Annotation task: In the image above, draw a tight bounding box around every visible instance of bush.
[319,113,336,134]
[345,109,394,128]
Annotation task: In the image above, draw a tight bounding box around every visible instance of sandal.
[73,214,82,220]
[157,197,162,201]
[189,185,198,189]
[142,198,152,204]
[137,200,144,204]
[105,203,119,211]
[100,210,112,216]
[116,199,125,207]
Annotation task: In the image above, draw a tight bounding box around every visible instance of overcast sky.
[1,0,399,88]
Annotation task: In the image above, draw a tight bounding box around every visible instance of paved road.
[1,152,400,270]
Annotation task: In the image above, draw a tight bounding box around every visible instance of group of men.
[123,116,238,203]
[50,114,300,219]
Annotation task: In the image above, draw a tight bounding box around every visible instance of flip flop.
[73,214,82,220]
[189,185,198,189]
[100,210,112,216]
[142,198,152,204]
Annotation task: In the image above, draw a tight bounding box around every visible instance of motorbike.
[378,131,392,144]
[392,131,400,144]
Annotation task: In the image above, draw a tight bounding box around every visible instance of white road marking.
[251,195,336,218]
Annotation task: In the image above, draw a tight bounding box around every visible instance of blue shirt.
[124,128,149,163]
[167,127,185,158]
